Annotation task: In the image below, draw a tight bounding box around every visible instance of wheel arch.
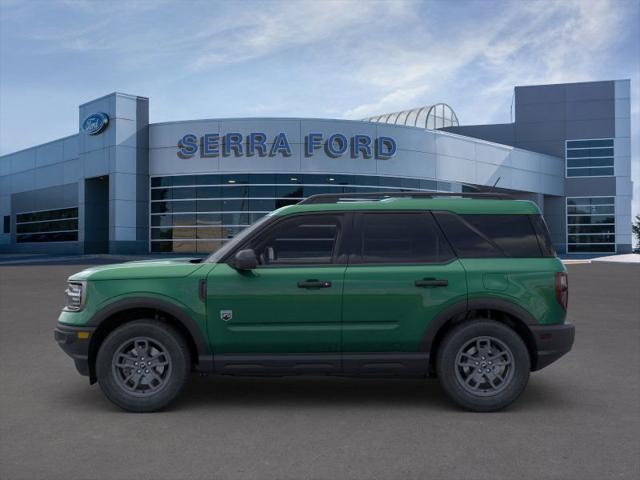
[423,298,538,374]
[86,297,211,383]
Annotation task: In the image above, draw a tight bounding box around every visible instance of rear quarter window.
[530,214,556,257]
[434,212,548,258]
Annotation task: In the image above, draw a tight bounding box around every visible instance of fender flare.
[420,299,468,352]
[421,297,537,352]
[87,297,210,361]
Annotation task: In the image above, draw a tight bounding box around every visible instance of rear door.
[433,212,563,323]
[341,212,467,362]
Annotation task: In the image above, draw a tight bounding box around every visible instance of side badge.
[220,310,233,322]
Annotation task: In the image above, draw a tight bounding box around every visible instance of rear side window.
[357,212,454,264]
[434,212,545,258]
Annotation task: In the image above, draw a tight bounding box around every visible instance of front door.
[341,212,467,369]
[207,213,347,357]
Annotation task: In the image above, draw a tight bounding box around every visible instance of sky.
[0,0,639,215]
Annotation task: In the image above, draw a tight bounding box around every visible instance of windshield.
[205,215,273,263]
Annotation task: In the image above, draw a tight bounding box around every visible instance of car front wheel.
[436,319,530,412]
[96,320,190,412]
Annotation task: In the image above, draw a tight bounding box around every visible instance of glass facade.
[150,173,456,253]
[566,197,616,253]
[15,207,79,243]
[566,139,614,177]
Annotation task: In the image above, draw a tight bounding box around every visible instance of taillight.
[555,272,568,310]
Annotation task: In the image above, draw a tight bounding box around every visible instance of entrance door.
[84,176,109,253]
[207,213,347,358]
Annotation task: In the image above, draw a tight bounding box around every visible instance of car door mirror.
[233,249,258,270]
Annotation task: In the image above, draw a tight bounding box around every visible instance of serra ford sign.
[177,132,397,159]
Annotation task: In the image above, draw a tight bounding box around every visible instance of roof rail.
[297,191,512,205]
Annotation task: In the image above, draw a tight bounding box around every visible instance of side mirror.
[233,249,258,271]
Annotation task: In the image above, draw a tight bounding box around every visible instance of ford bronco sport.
[55,192,574,412]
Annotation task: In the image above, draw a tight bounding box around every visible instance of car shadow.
[174,374,572,413]
[175,375,452,410]
[58,374,572,414]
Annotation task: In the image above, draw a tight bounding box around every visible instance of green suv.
[54,192,574,412]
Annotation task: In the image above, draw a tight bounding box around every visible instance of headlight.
[64,281,86,311]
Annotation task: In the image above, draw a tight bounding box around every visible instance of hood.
[68,258,207,281]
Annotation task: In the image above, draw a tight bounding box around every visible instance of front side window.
[566,139,614,177]
[206,215,272,263]
[357,212,454,264]
[249,214,342,266]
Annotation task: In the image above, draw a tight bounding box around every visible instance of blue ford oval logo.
[82,112,109,135]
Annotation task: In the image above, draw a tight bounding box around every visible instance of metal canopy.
[363,103,459,130]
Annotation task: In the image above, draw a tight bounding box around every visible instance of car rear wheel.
[96,320,190,412]
[436,320,530,412]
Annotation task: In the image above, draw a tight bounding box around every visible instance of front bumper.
[54,324,96,377]
[530,322,575,371]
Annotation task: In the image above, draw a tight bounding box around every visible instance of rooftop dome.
[363,103,459,130]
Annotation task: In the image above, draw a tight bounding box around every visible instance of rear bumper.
[530,322,575,371]
[54,324,95,377]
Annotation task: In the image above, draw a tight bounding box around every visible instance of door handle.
[415,278,448,287]
[297,279,332,289]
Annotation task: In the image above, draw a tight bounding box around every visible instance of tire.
[436,320,530,412]
[96,320,190,412]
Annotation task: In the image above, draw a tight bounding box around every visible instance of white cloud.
[340,0,629,119]
[188,1,412,71]
[343,85,430,118]
[0,0,637,207]
[7,0,414,71]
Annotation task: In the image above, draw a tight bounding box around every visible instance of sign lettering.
[177,132,396,160]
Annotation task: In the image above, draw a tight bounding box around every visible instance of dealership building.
[0,79,633,256]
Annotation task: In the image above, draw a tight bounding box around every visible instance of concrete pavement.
[0,262,638,479]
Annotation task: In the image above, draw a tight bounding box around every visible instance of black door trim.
[212,352,429,376]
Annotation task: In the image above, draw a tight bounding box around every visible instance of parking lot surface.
[1,262,639,480]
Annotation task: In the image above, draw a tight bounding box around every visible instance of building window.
[566,197,615,254]
[3,215,9,234]
[566,139,614,177]
[15,207,79,243]
[149,174,457,253]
